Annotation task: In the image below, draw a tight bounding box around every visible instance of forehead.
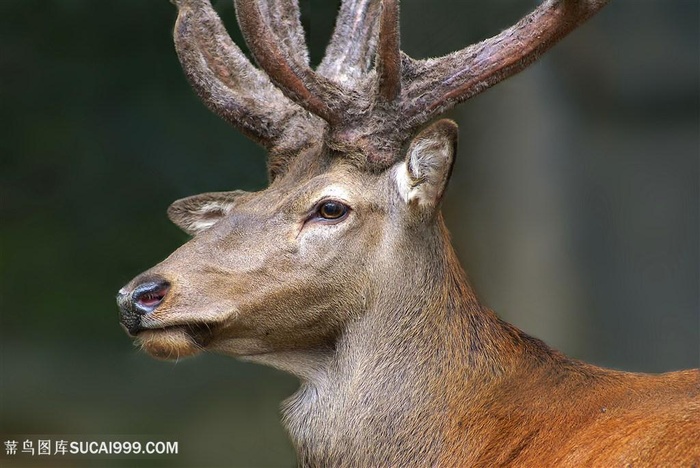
[265,158,385,208]
[280,155,381,188]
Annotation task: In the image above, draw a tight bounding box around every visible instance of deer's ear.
[167,190,248,235]
[394,119,458,209]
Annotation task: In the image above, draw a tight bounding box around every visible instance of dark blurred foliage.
[0,1,697,467]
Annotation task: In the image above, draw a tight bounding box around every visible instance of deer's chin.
[136,327,203,361]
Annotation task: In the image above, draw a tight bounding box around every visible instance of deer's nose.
[117,277,170,335]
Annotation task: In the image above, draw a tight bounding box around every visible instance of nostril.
[132,281,170,313]
[137,291,166,308]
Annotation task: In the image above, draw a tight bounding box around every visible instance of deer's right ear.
[167,190,248,235]
[394,119,458,210]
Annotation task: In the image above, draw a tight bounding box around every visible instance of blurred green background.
[1,0,697,467]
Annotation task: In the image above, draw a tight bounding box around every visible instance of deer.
[117,0,700,466]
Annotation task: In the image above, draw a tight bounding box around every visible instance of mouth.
[132,322,215,361]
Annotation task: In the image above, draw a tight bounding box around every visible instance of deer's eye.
[317,200,349,220]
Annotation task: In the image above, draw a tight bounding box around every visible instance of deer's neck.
[274,218,563,466]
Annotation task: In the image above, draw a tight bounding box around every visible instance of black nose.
[117,278,170,335]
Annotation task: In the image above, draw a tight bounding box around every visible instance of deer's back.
[443,365,700,466]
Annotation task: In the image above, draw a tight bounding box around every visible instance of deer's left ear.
[167,190,248,235]
[394,119,458,209]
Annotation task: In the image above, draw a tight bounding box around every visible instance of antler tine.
[234,0,349,126]
[317,0,382,86]
[401,0,611,128]
[375,0,401,102]
[172,0,313,150]
[256,0,309,66]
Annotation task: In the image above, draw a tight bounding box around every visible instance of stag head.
[117,0,608,366]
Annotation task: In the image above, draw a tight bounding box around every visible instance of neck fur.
[248,217,559,466]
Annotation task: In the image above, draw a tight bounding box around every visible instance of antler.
[171,0,610,172]
[317,0,382,87]
[400,0,610,128]
[375,0,401,102]
[233,0,357,126]
[356,0,610,166]
[171,0,319,156]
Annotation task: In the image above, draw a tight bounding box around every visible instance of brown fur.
[118,1,699,466]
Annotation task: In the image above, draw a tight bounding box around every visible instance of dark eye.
[317,200,348,220]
